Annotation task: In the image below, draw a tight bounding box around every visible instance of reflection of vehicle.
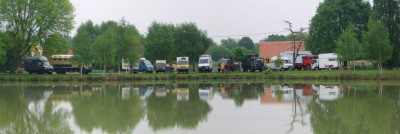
[270,56,292,71]
[175,89,189,101]
[138,85,154,99]
[199,84,213,101]
[50,55,92,74]
[312,53,339,70]
[176,57,189,74]
[271,84,294,101]
[313,84,340,101]
[198,55,213,72]
[24,56,53,74]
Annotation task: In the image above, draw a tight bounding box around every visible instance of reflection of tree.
[232,83,263,107]
[146,84,212,131]
[287,85,307,133]
[0,86,72,133]
[308,85,400,134]
[71,85,144,133]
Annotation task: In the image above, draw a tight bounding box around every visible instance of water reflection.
[0,83,399,134]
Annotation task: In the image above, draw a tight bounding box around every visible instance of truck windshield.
[199,59,208,63]
[43,62,51,66]
[144,60,152,65]
[178,61,188,65]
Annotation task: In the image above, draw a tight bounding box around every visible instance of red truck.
[294,55,316,70]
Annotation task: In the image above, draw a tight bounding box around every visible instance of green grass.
[1,70,400,82]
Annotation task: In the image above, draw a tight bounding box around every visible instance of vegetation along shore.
[1,70,400,82]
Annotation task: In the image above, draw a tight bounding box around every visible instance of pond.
[0,82,399,134]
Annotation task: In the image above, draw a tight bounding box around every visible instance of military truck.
[50,55,92,74]
[241,54,264,72]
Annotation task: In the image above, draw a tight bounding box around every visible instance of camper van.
[312,53,339,70]
[24,56,53,74]
[198,55,213,72]
[270,56,292,71]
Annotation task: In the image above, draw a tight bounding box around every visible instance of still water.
[0,82,399,134]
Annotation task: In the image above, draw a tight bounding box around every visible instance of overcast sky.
[69,0,369,43]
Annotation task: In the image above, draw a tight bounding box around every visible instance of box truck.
[198,54,213,72]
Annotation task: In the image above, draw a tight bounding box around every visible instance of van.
[155,60,171,73]
[198,55,213,72]
[139,58,154,73]
[177,57,189,73]
[270,56,292,71]
[24,56,53,74]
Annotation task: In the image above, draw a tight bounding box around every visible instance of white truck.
[198,54,213,72]
[270,56,293,71]
[176,57,189,73]
[280,51,312,70]
[312,53,339,70]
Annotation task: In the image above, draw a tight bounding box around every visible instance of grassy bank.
[1,70,400,82]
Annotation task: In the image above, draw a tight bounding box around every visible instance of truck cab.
[177,57,189,73]
[198,55,213,72]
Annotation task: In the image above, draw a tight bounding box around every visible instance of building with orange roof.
[259,41,305,63]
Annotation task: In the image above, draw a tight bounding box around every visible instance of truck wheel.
[28,71,33,74]
[259,69,263,72]
[280,67,284,71]
[306,65,311,70]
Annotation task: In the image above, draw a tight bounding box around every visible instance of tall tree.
[373,0,400,68]
[238,37,254,50]
[0,0,74,72]
[285,20,306,70]
[144,22,175,63]
[72,21,100,72]
[207,45,232,61]
[363,18,392,75]
[174,23,213,71]
[307,0,371,54]
[42,33,70,58]
[263,34,287,42]
[334,24,362,70]
[114,19,143,73]
[220,38,239,49]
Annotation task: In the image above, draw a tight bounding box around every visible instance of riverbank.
[0,70,400,82]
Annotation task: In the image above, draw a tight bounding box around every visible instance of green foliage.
[0,33,8,65]
[145,22,175,63]
[307,0,371,54]
[73,21,100,66]
[174,23,213,67]
[73,20,143,71]
[238,37,254,50]
[263,34,287,42]
[42,33,70,57]
[0,0,74,72]
[274,56,284,70]
[221,38,239,49]
[207,45,233,60]
[334,24,362,65]
[373,0,400,68]
[363,18,392,72]
[233,47,246,62]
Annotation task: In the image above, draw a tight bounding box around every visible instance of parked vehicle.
[198,54,213,72]
[50,55,92,74]
[311,53,339,70]
[241,54,264,72]
[280,51,312,70]
[218,58,229,73]
[176,57,189,73]
[270,56,292,71]
[300,55,317,70]
[24,56,53,74]
[155,60,171,73]
[138,58,154,73]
